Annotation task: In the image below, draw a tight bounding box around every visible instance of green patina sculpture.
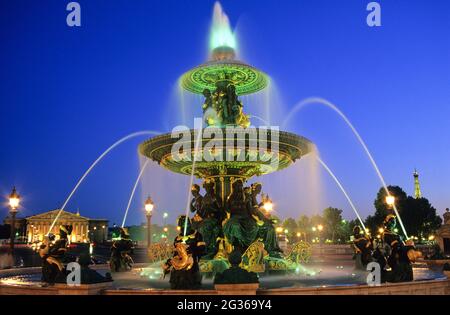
[249,183,283,258]
[214,250,259,285]
[223,179,259,253]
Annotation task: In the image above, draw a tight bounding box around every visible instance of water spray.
[121,159,151,228]
[282,97,408,239]
[48,130,161,234]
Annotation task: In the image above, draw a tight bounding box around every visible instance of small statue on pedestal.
[110,228,134,272]
[163,216,206,289]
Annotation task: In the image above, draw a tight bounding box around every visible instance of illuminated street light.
[386,195,395,207]
[145,197,155,214]
[8,187,21,252]
[262,195,273,213]
[144,196,154,248]
[9,187,20,211]
[317,224,323,232]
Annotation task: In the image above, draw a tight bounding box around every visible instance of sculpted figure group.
[202,82,250,128]
[352,214,422,283]
[164,179,280,289]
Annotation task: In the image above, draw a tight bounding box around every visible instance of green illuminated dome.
[181,46,269,96]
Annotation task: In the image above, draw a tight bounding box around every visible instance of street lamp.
[8,187,20,252]
[145,196,154,248]
[262,195,273,214]
[386,195,395,208]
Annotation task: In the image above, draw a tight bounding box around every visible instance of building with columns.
[25,209,108,244]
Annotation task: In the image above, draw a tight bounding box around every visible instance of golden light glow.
[276,227,283,233]
[312,227,317,232]
[145,196,154,214]
[428,235,435,241]
[263,202,273,212]
[284,229,289,234]
[385,195,395,206]
[8,187,20,210]
[296,232,301,237]
[163,227,168,232]
[317,224,323,232]
[378,227,384,234]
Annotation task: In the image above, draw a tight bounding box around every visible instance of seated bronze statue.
[40,225,73,284]
[223,179,259,253]
[163,216,206,289]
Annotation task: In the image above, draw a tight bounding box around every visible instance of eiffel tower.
[413,169,422,199]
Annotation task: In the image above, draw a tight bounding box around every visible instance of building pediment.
[26,209,89,222]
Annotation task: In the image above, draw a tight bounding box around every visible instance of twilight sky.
[1,0,449,226]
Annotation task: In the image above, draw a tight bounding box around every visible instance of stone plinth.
[214,283,259,295]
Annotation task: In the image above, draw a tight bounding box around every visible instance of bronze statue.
[223,180,259,253]
[250,183,283,257]
[352,226,373,270]
[190,184,204,226]
[213,250,259,285]
[110,228,134,272]
[163,216,206,289]
[380,215,421,282]
[40,225,73,284]
[197,180,223,259]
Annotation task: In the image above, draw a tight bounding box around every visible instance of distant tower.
[413,169,422,199]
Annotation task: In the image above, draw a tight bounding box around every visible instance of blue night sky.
[1,0,449,227]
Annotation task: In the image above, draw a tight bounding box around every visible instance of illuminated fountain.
[0,2,448,295]
[139,2,314,275]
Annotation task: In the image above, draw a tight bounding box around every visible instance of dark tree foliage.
[365,185,442,239]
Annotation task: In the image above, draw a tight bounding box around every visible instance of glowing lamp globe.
[385,195,395,207]
[9,187,20,211]
[145,197,154,214]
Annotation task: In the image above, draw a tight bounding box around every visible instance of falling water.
[281,97,408,238]
[48,130,162,234]
[316,156,366,230]
[121,159,151,228]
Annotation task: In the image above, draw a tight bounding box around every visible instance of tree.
[322,207,344,242]
[297,215,311,241]
[282,218,298,240]
[365,186,408,235]
[402,197,442,239]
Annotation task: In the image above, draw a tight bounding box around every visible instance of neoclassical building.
[436,208,450,255]
[25,209,108,243]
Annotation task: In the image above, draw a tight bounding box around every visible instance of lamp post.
[145,196,154,248]
[8,187,20,252]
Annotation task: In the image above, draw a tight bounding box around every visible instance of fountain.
[138,3,314,276]
[0,2,449,296]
